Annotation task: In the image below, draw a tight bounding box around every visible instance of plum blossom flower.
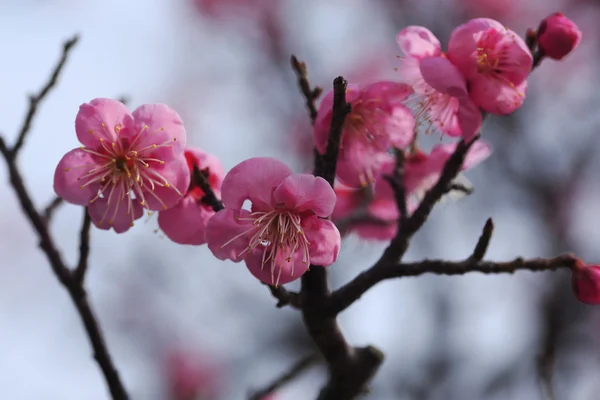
[537,12,582,60]
[158,147,224,245]
[165,348,220,400]
[314,81,415,188]
[53,98,190,233]
[396,26,482,141]
[332,141,492,240]
[448,18,533,115]
[206,157,341,286]
[571,261,600,305]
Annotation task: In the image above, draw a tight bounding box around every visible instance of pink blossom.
[205,157,341,286]
[53,98,190,233]
[537,12,582,60]
[165,349,220,400]
[396,26,482,141]
[314,81,415,188]
[448,18,533,115]
[158,148,224,245]
[571,262,600,305]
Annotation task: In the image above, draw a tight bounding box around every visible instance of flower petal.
[386,104,416,149]
[469,78,527,115]
[419,56,468,97]
[244,249,310,286]
[76,98,133,148]
[303,217,341,266]
[88,192,144,233]
[141,155,191,211]
[221,157,292,211]
[128,103,186,160]
[314,84,361,154]
[53,148,101,205]
[396,26,442,59]
[158,196,216,245]
[361,81,413,107]
[185,147,225,191]
[272,174,336,217]
[463,140,492,169]
[206,208,254,261]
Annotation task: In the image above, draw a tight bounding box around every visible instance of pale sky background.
[1,0,599,399]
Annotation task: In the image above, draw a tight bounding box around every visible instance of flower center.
[75,122,182,227]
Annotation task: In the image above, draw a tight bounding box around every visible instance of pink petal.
[314,84,361,154]
[396,26,442,59]
[355,223,397,241]
[335,141,388,188]
[75,98,133,148]
[205,208,253,261]
[303,217,341,266]
[221,157,292,211]
[456,97,483,141]
[128,104,186,159]
[419,56,468,98]
[53,148,101,205]
[244,249,309,286]
[272,174,336,217]
[463,140,492,169]
[185,147,225,190]
[88,193,144,233]
[361,81,413,107]
[386,104,416,149]
[142,155,191,211]
[572,265,600,305]
[158,196,216,245]
[469,77,527,115]
[331,184,363,221]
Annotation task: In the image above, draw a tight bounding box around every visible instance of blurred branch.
[384,148,408,222]
[468,218,494,262]
[328,254,576,315]
[73,208,92,284]
[290,55,322,125]
[12,34,79,155]
[192,165,224,212]
[0,36,129,400]
[267,284,302,309]
[43,196,64,223]
[248,353,321,400]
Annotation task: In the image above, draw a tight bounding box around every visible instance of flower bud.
[537,12,582,60]
[571,262,600,305]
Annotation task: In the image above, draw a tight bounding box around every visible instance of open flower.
[314,81,415,188]
[571,261,600,305]
[158,147,224,245]
[396,26,482,141]
[206,157,341,286]
[53,98,190,233]
[448,18,533,115]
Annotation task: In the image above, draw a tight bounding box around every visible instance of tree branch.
[267,284,302,309]
[12,34,79,155]
[43,196,64,223]
[192,165,224,212]
[290,55,322,125]
[73,208,92,284]
[468,218,494,262]
[248,353,320,400]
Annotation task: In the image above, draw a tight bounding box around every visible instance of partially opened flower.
[448,18,533,115]
[396,26,482,141]
[571,262,600,305]
[53,98,190,233]
[158,147,224,245]
[206,157,341,286]
[314,81,415,188]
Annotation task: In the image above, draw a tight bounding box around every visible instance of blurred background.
[1,0,599,399]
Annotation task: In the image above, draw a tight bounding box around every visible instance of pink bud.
[571,262,600,305]
[537,12,582,60]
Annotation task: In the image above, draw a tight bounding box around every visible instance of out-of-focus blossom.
[397,26,482,141]
[537,12,582,60]
[314,82,415,188]
[571,261,600,305]
[53,98,189,233]
[206,157,341,286]
[158,148,224,245]
[165,349,220,400]
[448,18,533,115]
[333,141,492,240]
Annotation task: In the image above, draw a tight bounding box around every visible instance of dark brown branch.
[290,55,322,125]
[267,284,302,309]
[384,148,408,225]
[12,34,79,155]
[43,196,64,223]
[328,254,576,316]
[248,353,320,400]
[468,218,494,262]
[73,208,92,284]
[192,165,224,212]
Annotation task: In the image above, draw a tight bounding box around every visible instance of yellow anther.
[64,168,70,172]
[164,183,171,188]
[101,123,105,128]
[151,144,157,148]
[140,201,146,206]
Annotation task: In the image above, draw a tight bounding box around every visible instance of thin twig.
[468,218,494,262]
[12,34,79,155]
[290,55,322,125]
[248,354,321,400]
[73,208,92,284]
[43,196,64,223]
[267,284,302,309]
[383,148,408,224]
[192,165,224,212]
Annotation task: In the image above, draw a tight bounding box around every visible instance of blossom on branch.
[158,147,224,245]
[53,98,190,233]
[448,18,533,115]
[571,261,600,305]
[537,12,582,60]
[314,81,415,188]
[206,157,341,286]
